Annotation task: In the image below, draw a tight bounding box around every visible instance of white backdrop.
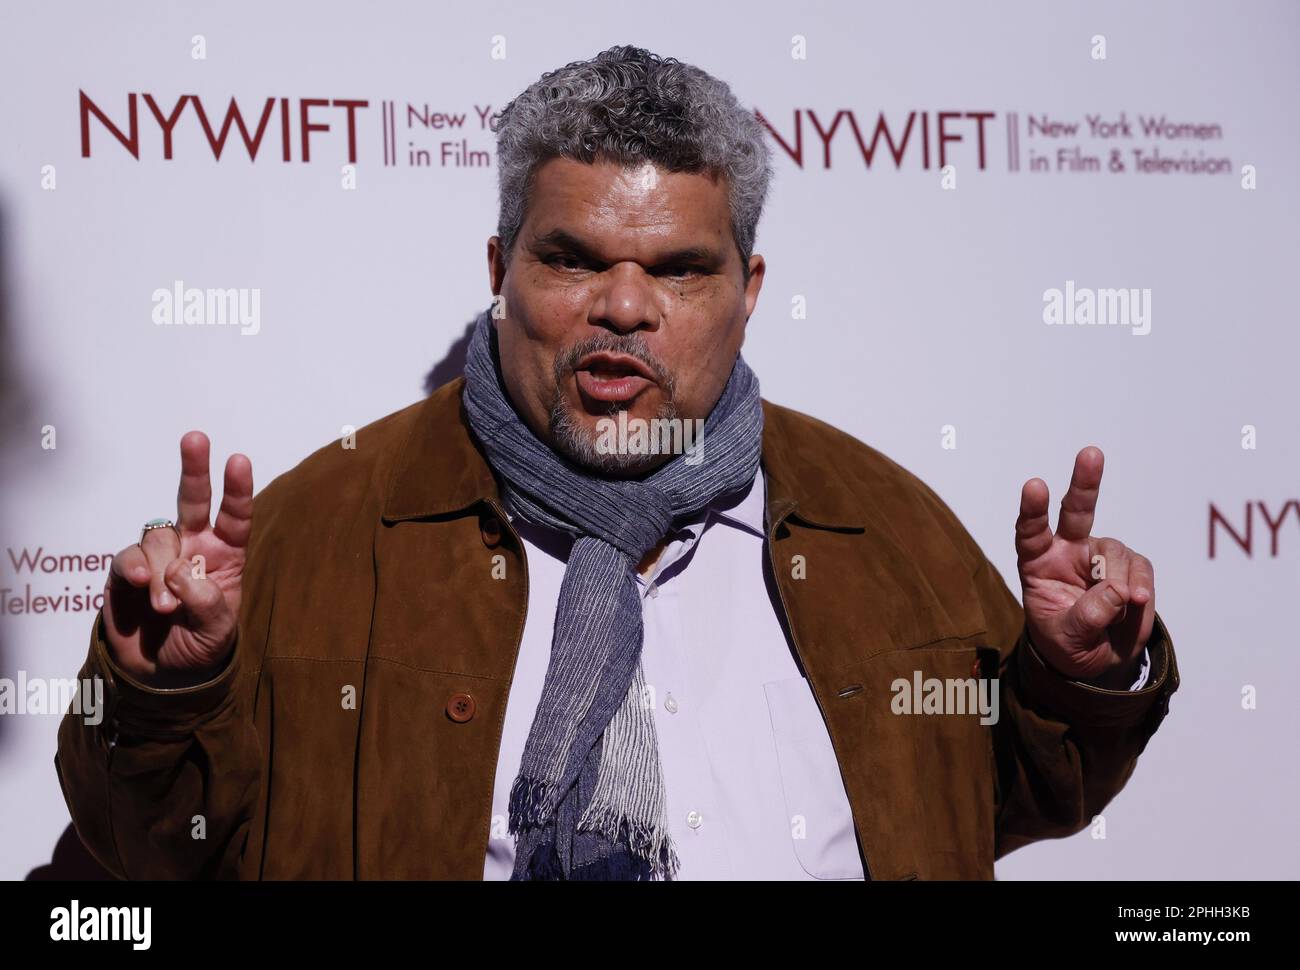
[1,0,1296,880]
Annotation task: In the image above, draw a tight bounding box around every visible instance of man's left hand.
[1014,446,1155,690]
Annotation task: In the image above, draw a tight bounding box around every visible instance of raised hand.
[102,432,253,689]
[1014,446,1155,689]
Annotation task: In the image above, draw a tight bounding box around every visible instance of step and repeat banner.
[0,0,1296,880]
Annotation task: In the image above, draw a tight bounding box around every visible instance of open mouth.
[574,352,657,404]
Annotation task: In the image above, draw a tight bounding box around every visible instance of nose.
[589,263,662,336]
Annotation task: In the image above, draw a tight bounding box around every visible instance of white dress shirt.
[483,466,1149,880]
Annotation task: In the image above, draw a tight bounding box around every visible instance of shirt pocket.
[763,675,865,880]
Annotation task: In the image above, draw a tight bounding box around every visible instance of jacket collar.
[382,376,865,531]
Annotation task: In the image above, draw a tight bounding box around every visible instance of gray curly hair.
[490,44,773,282]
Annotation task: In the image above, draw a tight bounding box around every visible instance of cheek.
[672,331,744,413]
[514,269,591,329]
[496,326,553,406]
[510,295,589,373]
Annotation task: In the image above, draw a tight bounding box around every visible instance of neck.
[636,539,669,577]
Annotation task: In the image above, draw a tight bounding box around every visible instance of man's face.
[486,157,765,475]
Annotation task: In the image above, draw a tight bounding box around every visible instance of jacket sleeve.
[969,555,1181,860]
[54,497,276,880]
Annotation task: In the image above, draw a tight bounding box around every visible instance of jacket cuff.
[1014,611,1178,728]
[90,609,241,740]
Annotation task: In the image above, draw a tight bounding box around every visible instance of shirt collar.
[671,464,767,541]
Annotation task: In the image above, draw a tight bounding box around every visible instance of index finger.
[214,453,254,549]
[1056,446,1104,542]
[176,430,213,534]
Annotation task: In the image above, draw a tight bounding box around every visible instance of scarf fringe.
[509,780,682,880]
[513,837,567,880]
[516,833,680,881]
[507,774,556,831]
[577,805,681,881]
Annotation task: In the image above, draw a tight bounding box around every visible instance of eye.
[545,252,587,272]
[657,264,703,280]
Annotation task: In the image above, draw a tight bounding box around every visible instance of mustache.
[552,332,676,398]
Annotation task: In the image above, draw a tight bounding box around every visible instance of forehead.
[523,157,731,252]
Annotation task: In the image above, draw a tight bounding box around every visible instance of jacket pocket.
[886,644,998,878]
[763,675,865,880]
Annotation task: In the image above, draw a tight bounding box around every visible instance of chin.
[569,446,668,478]
[548,397,676,478]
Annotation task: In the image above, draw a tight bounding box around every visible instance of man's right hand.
[102,431,254,689]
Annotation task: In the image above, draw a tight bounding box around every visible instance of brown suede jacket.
[55,377,1179,879]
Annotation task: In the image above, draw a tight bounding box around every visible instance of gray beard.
[548,392,681,477]
[544,330,680,476]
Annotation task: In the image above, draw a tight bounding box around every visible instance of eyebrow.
[529,229,724,268]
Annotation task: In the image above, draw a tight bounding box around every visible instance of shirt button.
[686,810,703,830]
[664,693,678,714]
[480,514,502,548]
[446,692,476,723]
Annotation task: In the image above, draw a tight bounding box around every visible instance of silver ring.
[140,518,179,544]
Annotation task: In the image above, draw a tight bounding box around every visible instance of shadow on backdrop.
[423,314,481,395]
[0,200,38,749]
[27,824,114,880]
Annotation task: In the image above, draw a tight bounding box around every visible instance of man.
[56,45,1178,880]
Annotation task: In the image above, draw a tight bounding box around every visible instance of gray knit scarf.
[461,307,763,880]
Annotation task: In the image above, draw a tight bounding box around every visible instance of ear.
[487,235,507,295]
[743,253,766,323]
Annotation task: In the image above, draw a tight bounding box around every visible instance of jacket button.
[480,514,502,548]
[446,692,476,723]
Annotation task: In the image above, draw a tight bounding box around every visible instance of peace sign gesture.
[1015,446,1155,689]
[102,431,254,689]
